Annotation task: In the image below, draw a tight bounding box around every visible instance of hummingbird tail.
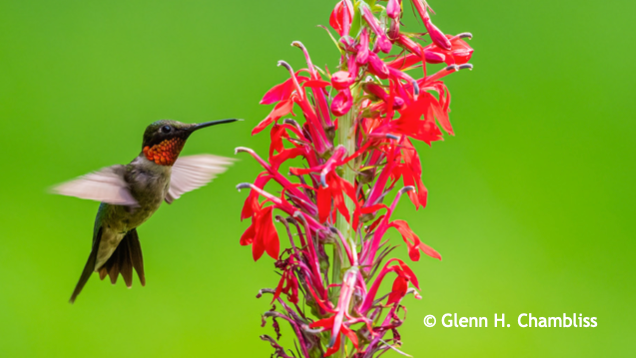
[97,229,146,288]
[69,228,146,304]
[69,227,103,304]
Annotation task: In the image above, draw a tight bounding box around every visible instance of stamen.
[256,288,276,299]
[301,325,323,334]
[236,182,252,191]
[452,32,473,40]
[399,186,415,194]
[291,41,305,50]
[277,60,293,72]
[234,146,251,155]
[320,173,328,188]
[458,63,473,70]
[278,60,304,100]
[283,118,302,131]
[444,64,460,72]
[411,79,420,97]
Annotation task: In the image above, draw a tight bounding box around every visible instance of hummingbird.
[52,118,238,303]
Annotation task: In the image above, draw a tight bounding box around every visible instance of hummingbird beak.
[189,119,240,132]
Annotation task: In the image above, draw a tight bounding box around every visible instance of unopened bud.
[331,71,354,90]
[367,52,390,79]
[331,89,353,116]
[424,50,445,64]
[356,28,370,65]
[387,0,401,19]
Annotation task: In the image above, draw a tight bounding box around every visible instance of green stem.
[331,106,358,302]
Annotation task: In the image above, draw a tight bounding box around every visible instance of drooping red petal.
[317,185,332,223]
[394,94,444,144]
[241,174,270,220]
[390,219,441,262]
[260,78,295,105]
[260,207,280,260]
[309,315,335,329]
[270,147,306,171]
[340,325,359,349]
[240,222,256,246]
[272,272,286,303]
[419,241,442,261]
[303,79,331,88]
[325,332,341,357]
[252,99,295,135]
[252,229,266,261]
[387,275,408,305]
[269,124,288,156]
[424,91,453,135]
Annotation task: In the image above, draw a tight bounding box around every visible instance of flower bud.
[330,0,352,36]
[412,0,452,50]
[356,28,370,65]
[331,71,354,90]
[387,0,401,19]
[367,52,390,79]
[331,88,353,116]
[424,17,452,50]
[361,3,392,53]
[424,49,445,64]
[388,18,400,40]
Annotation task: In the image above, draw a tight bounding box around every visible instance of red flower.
[389,220,441,261]
[240,205,279,261]
[237,0,473,356]
[329,0,353,37]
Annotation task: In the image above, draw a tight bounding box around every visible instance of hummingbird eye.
[160,125,172,134]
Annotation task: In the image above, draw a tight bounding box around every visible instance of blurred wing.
[166,154,234,204]
[51,165,138,206]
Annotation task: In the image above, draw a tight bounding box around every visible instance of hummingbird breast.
[94,156,172,270]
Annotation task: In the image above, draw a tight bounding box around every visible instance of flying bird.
[52,119,238,303]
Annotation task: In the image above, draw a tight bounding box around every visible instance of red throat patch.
[143,138,185,166]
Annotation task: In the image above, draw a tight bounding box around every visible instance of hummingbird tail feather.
[69,227,103,304]
[97,229,146,288]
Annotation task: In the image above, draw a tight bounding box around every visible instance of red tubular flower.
[389,220,441,261]
[240,205,280,261]
[237,1,473,356]
[355,28,369,64]
[329,0,353,37]
[331,71,354,90]
[272,260,300,304]
[360,3,392,53]
[412,0,452,50]
[367,51,390,79]
[386,0,401,19]
[330,88,353,116]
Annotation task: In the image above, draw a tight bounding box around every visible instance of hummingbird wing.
[51,165,138,206]
[166,154,234,204]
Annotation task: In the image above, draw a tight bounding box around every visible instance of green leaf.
[349,1,363,38]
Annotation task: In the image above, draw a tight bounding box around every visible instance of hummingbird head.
[141,119,237,166]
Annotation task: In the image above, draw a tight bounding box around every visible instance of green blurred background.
[1,0,634,357]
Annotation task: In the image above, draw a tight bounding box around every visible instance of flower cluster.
[237,0,472,357]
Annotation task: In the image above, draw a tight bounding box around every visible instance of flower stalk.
[236,1,473,356]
